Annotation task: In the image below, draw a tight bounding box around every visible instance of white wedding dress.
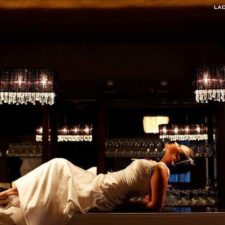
[10,158,169,225]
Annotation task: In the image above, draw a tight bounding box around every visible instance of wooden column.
[96,99,107,174]
[215,104,225,208]
[206,108,215,187]
[0,140,9,182]
[207,108,214,144]
[50,103,58,159]
[42,105,50,163]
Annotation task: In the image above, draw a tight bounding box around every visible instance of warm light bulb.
[203,72,209,85]
[18,75,23,86]
[40,75,48,88]
[73,127,79,133]
[37,127,43,134]
[185,126,189,133]
[62,127,67,133]
[196,126,201,133]
[84,126,90,134]
[174,127,178,134]
[162,127,167,134]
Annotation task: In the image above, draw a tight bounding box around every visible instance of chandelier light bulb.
[174,127,178,134]
[62,127,67,133]
[196,126,201,133]
[37,127,43,134]
[162,127,167,134]
[40,74,48,88]
[16,75,24,87]
[185,126,189,133]
[159,124,208,141]
[35,124,93,142]
[195,65,225,103]
[203,73,209,85]
[84,125,90,134]
[73,127,79,133]
[0,69,56,105]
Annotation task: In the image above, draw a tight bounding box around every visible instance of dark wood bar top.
[69,211,225,225]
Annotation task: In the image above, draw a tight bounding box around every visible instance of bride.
[0,142,194,225]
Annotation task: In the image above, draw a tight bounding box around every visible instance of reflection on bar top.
[0,0,224,9]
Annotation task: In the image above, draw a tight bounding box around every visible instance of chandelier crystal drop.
[194,65,225,103]
[0,69,56,105]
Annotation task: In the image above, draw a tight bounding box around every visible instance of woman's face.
[164,143,180,162]
[165,143,192,163]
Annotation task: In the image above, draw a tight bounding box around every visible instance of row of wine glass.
[0,143,43,158]
[165,187,217,207]
[105,138,216,158]
[130,187,217,207]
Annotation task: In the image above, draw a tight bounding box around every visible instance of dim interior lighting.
[36,124,93,142]
[0,69,56,105]
[185,126,189,133]
[159,124,208,141]
[61,127,68,134]
[40,74,49,88]
[72,127,79,134]
[143,116,169,134]
[174,126,178,134]
[194,65,225,103]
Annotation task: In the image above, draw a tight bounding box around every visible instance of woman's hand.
[0,187,18,200]
[141,195,157,210]
[142,195,151,204]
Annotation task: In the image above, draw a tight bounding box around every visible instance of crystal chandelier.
[36,124,93,142]
[0,69,56,105]
[194,65,225,103]
[159,124,208,141]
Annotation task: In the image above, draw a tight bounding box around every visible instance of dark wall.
[107,105,209,137]
[0,42,225,100]
[0,105,42,136]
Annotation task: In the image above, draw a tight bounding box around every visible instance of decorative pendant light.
[36,124,93,142]
[194,65,225,103]
[159,124,208,141]
[0,69,56,105]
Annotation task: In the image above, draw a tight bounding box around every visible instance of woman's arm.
[115,165,168,212]
[143,164,169,210]
[114,197,152,212]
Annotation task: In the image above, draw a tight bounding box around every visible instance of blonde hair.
[177,143,194,159]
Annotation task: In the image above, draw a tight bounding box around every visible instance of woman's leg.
[5,206,26,225]
[0,188,26,225]
[0,212,15,225]
[1,206,26,225]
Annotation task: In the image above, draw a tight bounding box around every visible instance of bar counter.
[69,211,225,225]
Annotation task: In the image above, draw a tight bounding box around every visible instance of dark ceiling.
[0,7,225,104]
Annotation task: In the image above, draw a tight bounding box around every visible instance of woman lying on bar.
[0,142,194,225]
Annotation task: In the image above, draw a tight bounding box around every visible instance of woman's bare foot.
[0,187,18,200]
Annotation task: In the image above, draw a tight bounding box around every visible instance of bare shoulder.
[152,163,169,179]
